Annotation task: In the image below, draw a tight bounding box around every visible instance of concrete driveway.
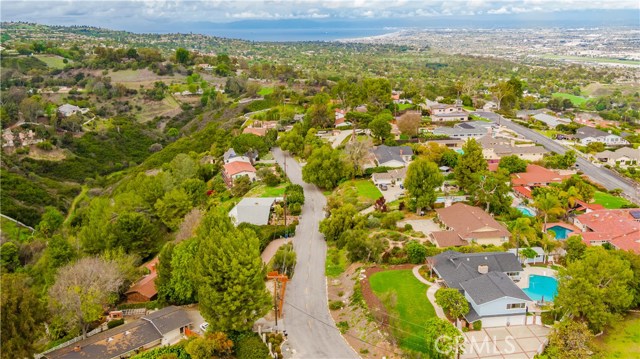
[398,219,440,236]
[461,325,550,359]
[380,184,405,202]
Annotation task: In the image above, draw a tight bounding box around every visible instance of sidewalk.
[412,265,447,320]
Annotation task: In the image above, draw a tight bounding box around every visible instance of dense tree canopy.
[404,158,444,212]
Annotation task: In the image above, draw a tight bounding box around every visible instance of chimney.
[73,346,81,352]
[478,265,489,274]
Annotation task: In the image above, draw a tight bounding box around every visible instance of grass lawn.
[397,103,414,110]
[258,87,274,96]
[593,191,632,209]
[353,179,382,201]
[261,185,287,197]
[552,92,588,107]
[326,247,348,278]
[35,54,68,69]
[369,270,436,353]
[596,312,640,358]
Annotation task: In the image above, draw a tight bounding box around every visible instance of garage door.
[481,315,527,328]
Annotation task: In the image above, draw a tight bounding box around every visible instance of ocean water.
[202,27,391,42]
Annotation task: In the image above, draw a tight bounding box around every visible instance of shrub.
[473,320,482,331]
[107,318,125,329]
[235,332,270,359]
[403,223,413,231]
[329,300,345,310]
[36,140,53,151]
[336,321,350,333]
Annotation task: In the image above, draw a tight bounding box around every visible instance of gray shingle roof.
[229,197,281,225]
[460,271,531,305]
[575,126,609,139]
[371,145,413,165]
[45,306,191,359]
[429,251,522,290]
[142,306,192,335]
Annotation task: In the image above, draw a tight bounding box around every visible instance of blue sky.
[2,0,638,26]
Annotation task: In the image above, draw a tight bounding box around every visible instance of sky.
[2,0,639,25]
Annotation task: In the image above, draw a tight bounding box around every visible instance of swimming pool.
[547,225,573,240]
[516,206,535,217]
[523,275,558,302]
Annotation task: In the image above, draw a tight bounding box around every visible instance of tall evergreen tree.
[404,158,444,213]
[454,138,487,192]
[196,213,271,332]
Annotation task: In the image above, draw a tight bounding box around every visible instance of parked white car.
[200,322,209,331]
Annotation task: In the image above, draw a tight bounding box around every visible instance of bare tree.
[397,112,422,137]
[344,137,373,177]
[49,257,124,338]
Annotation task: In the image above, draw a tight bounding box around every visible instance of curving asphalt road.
[272,148,359,359]
[473,111,639,204]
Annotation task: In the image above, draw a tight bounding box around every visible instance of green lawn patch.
[597,312,640,358]
[369,270,436,353]
[258,87,274,96]
[552,92,588,107]
[34,54,68,69]
[353,179,382,201]
[261,185,287,197]
[397,103,413,110]
[326,247,348,278]
[593,191,632,209]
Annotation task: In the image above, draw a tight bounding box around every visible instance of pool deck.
[517,266,558,290]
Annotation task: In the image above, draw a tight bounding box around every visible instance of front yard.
[369,269,436,353]
[354,179,383,201]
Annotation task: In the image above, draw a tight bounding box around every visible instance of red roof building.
[125,258,159,303]
[574,209,640,253]
[511,165,569,187]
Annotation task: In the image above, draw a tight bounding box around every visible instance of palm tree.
[510,217,538,264]
[534,193,566,232]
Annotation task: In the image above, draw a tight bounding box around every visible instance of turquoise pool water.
[517,206,535,217]
[523,275,558,302]
[547,225,573,240]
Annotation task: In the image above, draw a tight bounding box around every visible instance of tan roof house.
[430,203,511,247]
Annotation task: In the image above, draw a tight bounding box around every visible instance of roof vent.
[478,265,489,274]
[107,337,114,342]
[125,331,131,335]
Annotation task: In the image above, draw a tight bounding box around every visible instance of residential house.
[222,161,257,186]
[58,104,85,117]
[370,145,413,168]
[430,203,511,247]
[334,109,352,128]
[44,306,192,359]
[423,138,464,149]
[427,99,469,122]
[531,113,571,129]
[242,120,278,137]
[125,258,159,303]
[371,168,407,187]
[511,165,571,199]
[596,147,640,168]
[228,197,282,226]
[428,251,530,327]
[478,135,547,163]
[432,121,490,140]
[573,209,640,253]
[482,101,498,111]
[574,127,629,146]
[223,148,256,164]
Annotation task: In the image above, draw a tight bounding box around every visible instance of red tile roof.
[513,186,533,199]
[488,163,499,172]
[511,164,569,187]
[242,127,267,136]
[223,161,256,176]
[577,209,640,253]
